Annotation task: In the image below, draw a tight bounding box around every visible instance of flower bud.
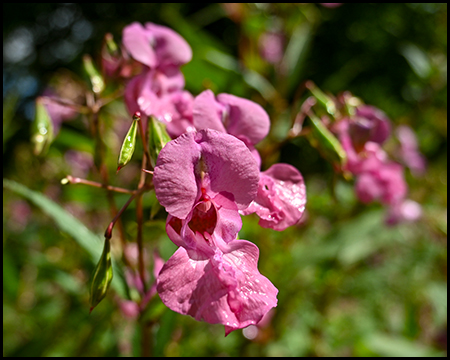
[31,97,54,156]
[117,113,139,172]
[89,238,113,312]
[148,116,171,168]
[83,54,105,94]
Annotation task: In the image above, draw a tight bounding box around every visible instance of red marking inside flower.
[188,199,217,236]
[168,216,183,235]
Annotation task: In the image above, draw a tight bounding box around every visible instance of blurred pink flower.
[347,105,391,152]
[336,120,409,207]
[118,299,140,320]
[41,91,78,135]
[259,32,284,64]
[355,161,407,206]
[64,150,93,178]
[122,22,192,69]
[124,68,194,139]
[385,199,423,226]
[395,125,427,176]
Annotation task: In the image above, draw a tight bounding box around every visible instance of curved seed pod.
[148,115,171,168]
[308,113,347,168]
[89,238,113,312]
[31,97,54,156]
[117,114,140,172]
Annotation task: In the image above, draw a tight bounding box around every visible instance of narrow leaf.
[308,113,347,167]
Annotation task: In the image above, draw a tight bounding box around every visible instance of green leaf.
[307,113,347,167]
[362,333,444,357]
[4,178,101,260]
[2,179,125,297]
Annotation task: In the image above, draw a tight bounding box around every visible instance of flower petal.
[156,239,278,335]
[145,22,192,67]
[194,130,259,210]
[242,164,306,231]
[154,133,201,219]
[122,22,157,68]
[217,93,270,146]
[192,89,227,133]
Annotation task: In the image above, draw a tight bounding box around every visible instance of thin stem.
[137,115,152,173]
[104,186,149,240]
[135,193,147,293]
[41,96,90,115]
[63,175,135,194]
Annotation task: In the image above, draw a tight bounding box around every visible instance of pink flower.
[153,129,278,334]
[336,121,409,207]
[355,162,407,206]
[122,22,192,69]
[124,68,194,139]
[241,164,307,231]
[385,199,423,226]
[395,125,426,176]
[259,32,284,64]
[193,90,270,148]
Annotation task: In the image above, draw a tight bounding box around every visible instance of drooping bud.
[83,54,105,94]
[308,113,347,167]
[31,97,54,156]
[89,238,113,313]
[148,116,171,168]
[117,112,140,172]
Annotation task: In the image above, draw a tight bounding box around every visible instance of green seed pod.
[148,116,172,168]
[305,81,337,117]
[117,114,139,172]
[83,54,105,94]
[89,238,113,312]
[308,113,347,168]
[31,97,54,156]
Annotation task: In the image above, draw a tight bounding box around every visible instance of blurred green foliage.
[3,3,447,357]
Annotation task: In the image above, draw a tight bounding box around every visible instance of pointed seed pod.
[148,116,172,168]
[83,54,105,94]
[89,238,113,313]
[31,97,54,156]
[117,112,140,172]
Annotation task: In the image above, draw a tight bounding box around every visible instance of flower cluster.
[120,22,307,334]
[331,100,424,225]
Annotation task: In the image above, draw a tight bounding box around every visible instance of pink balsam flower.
[193,89,270,163]
[241,163,307,231]
[153,129,278,335]
[124,68,194,138]
[122,22,195,139]
[395,125,426,176]
[122,22,192,69]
